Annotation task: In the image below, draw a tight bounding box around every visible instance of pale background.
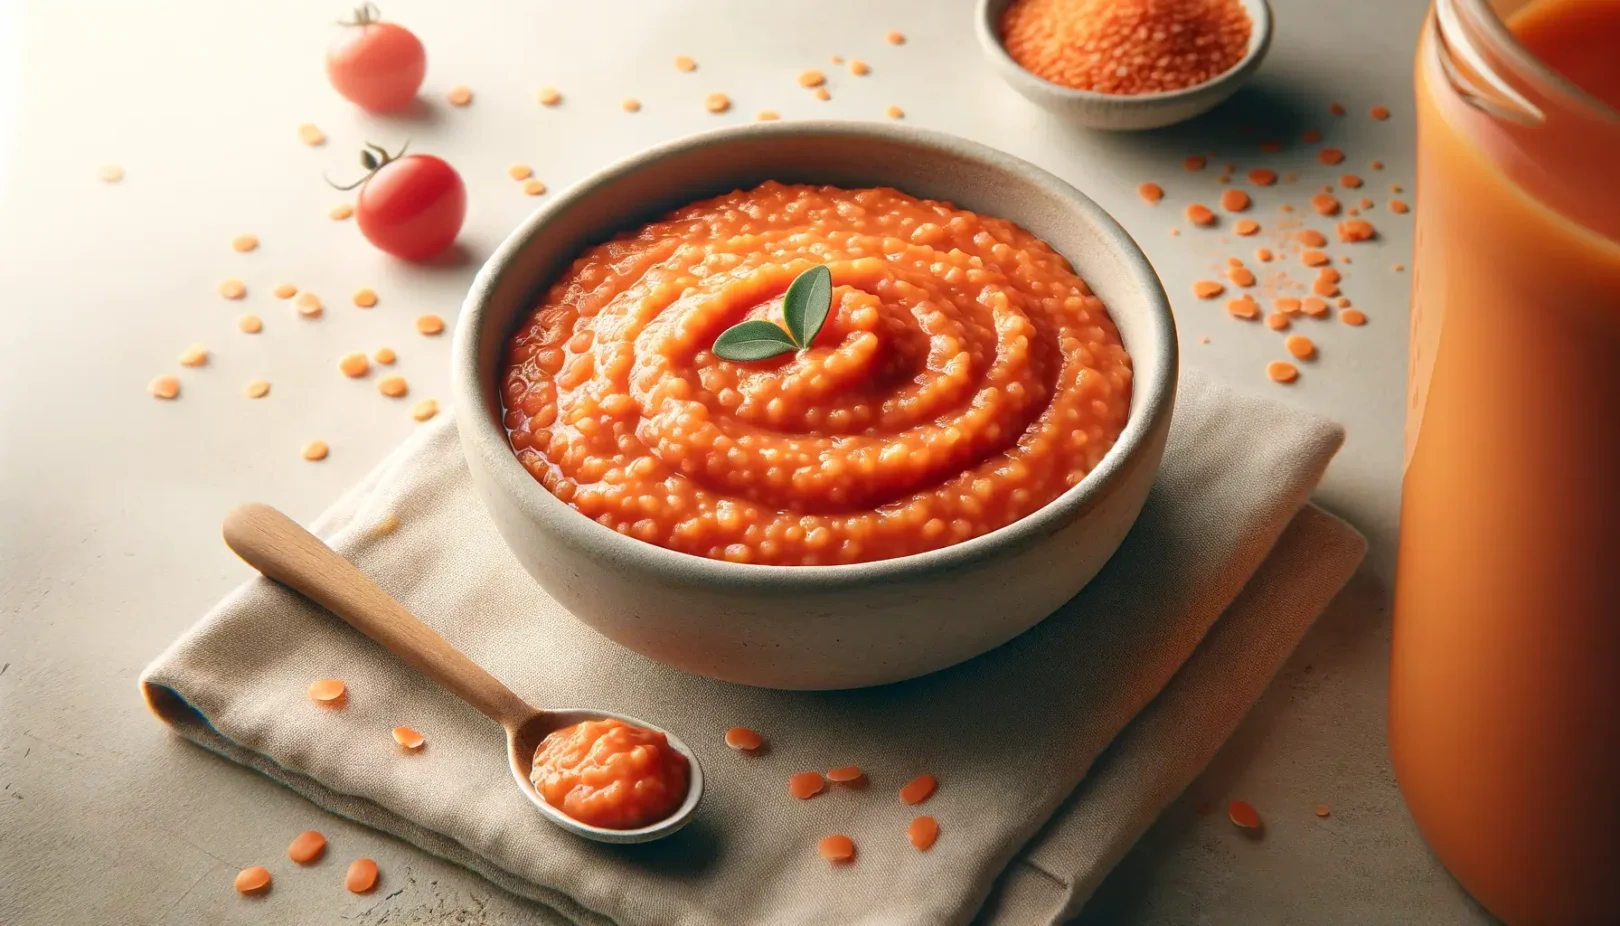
[0,0,1495,923]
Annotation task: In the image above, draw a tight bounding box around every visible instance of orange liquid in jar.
[1394,1,1620,923]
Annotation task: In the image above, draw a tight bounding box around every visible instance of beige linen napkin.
[141,370,1364,926]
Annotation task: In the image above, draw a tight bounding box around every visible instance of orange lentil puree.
[1000,0,1252,95]
[500,182,1134,566]
[530,718,689,829]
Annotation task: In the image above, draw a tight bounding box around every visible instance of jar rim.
[1444,0,1620,125]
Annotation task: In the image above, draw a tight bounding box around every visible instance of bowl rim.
[453,120,1176,591]
[973,0,1274,104]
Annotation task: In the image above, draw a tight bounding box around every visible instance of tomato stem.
[337,2,382,27]
[325,139,411,191]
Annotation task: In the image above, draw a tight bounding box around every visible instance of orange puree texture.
[1000,0,1251,95]
[530,719,689,829]
[501,182,1133,566]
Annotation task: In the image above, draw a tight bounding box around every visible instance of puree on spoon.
[501,181,1132,565]
[530,718,690,830]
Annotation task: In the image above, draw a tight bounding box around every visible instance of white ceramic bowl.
[452,122,1176,690]
[976,0,1274,130]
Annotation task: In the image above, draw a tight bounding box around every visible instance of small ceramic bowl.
[976,0,1274,131]
[453,122,1177,690]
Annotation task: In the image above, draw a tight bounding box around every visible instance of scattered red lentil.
[831,55,844,64]
[308,678,346,702]
[288,830,327,865]
[1295,229,1326,248]
[345,858,379,894]
[1279,203,1295,212]
[1311,193,1341,216]
[273,283,297,299]
[850,60,870,76]
[353,287,378,308]
[446,85,473,107]
[1393,263,1406,272]
[1183,155,1207,171]
[178,343,208,367]
[1389,199,1409,214]
[1225,256,1242,267]
[813,87,831,101]
[1255,247,1273,262]
[886,30,906,44]
[1246,167,1277,186]
[826,766,864,783]
[1300,128,1323,144]
[98,164,124,183]
[1318,266,1342,283]
[1371,160,1384,170]
[705,92,732,114]
[392,726,426,750]
[508,164,533,181]
[339,352,370,378]
[908,816,940,851]
[524,179,548,196]
[899,774,938,806]
[415,313,444,335]
[1286,335,1317,359]
[674,55,697,72]
[218,278,246,300]
[1227,295,1260,319]
[1216,174,1232,185]
[1359,197,1374,209]
[538,87,562,106]
[1336,297,1351,307]
[1302,297,1331,318]
[1337,219,1375,242]
[1315,804,1332,818]
[1301,249,1330,267]
[244,380,270,399]
[818,834,856,863]
[1227,265,1256,287]
[1193,280,1226,299]
[329,203,354,220]
[1329,102,1346,116]
[790,772,826,799]
[232,233,259,253]
[1313,276,1340,297]
[1220,188,1250,212]
[1234,218,1260,236]
[885,105,905,119]
[149,375,180,400]
[1341,308,1367,325]
[1346,206,1361,216]
[295,292,323,317]
[1258,138,1283,153]
[1265,312,1290,331]
[1229,798,1264,828]
[1276,297,1303,316]
[378,375,408,398]
[1371,105,1390,120]
[1138,182,1165,205]
[234,866,271,895]
[998,0,1253,95]
[1185,203,1216,226]
[373,346,396,364]
[1266,361,1298,385]
[1340,174,1363,189]
[1317,147,1345,165]
[621,98,641,113]
[724,727,762,751]
[798,69,826,88]
[303,440,329,462]
[412,399,439,422]
[758,110,781,121]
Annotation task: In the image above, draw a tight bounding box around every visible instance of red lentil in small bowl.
[453,122,1176,689]
[975,0,1274,130]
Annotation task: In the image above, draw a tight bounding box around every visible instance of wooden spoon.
[221,502,704,844]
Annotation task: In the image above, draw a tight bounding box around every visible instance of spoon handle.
[222,503,536,731]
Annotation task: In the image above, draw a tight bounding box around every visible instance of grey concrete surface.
[0,0,1496,923]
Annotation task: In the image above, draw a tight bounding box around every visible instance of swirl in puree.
[501,182,1132,565]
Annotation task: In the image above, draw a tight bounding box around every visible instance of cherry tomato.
[326,4,425,113]
[351,150,465,261]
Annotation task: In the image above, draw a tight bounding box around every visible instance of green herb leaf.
[782,264,833,349]
[712,320,799,362]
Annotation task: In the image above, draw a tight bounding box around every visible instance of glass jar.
[1392,1,1620,923]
